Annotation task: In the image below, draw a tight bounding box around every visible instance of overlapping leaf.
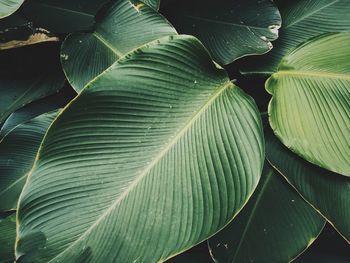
[0,213,16,263]
[266,33,350,176]
[61,0,176,92]
[0,110,59,211]
[267,133,350,242]
[20,0,110,33]
[16,35,264,262]
[0,0,24,18]
[0,86,75,137]
[209,164,325,263]
[163,0,281,65]
[240,0,350,75]
[0,43,65,124]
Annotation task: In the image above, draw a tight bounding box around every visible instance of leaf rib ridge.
[47,81,234,262]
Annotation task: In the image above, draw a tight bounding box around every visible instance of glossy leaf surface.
[163,0,281,65]
[209,164,325,263]
[267,133,350,242]
[16,35,264,262]
[240,0,350,75]
[0,110,59,211]
[266,33,350,176]
[61,0,176,92]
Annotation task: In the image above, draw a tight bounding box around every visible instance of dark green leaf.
[0,110,59,211]
[21,0,110,33]
[0,213,16,263]
[209,163,325,263]
[163,0,281,65]
[0,43,65,124]
[267,133,350,242]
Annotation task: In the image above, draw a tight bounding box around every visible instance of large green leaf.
[61,0,176,92]
[240,0,350,75]
[0,110,59,212]
[209,163,325,263]
[266,133,350,242]
[0,43,65,124]
[266,33,350,176]
[0,213,16,263]
[16,35,264,262]
[20,0,110,33]
[0,0,24,18]
[162,0,281,65]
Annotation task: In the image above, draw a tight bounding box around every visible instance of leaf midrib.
[48,80,234,262]
[284,0,339,29]
[275,70,350,80]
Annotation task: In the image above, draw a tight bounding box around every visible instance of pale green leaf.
[209,163,325,263]
[240,0,350,75]
[267,133,350,242]
[0,110,59,211]
[0,0,24,18]
[16,35,264,262]
[266,33,350,176]
[61,0,176,92]
[163,0,281,65]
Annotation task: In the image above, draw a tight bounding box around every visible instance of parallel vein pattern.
[61,0,176,92]
[209,164,325,263]
[16,35,264,262]
[266,33,350,176]
[0,111,59,211]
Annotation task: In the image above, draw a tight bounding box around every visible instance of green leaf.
[61,0,176,92]
[240,0,350,75]
[266,32,350,176]
[0,0,24,18]
[20,0,110,33]
[0,87,75,137]
[266,133,350,242]
[0,110,59,212]
[0,43,65,124]
[16,35,264,262]
[163,0,281,65]
[0,213,16,263]
[209,163,325,263]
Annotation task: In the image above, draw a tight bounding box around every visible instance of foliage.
[0,0,349,262]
